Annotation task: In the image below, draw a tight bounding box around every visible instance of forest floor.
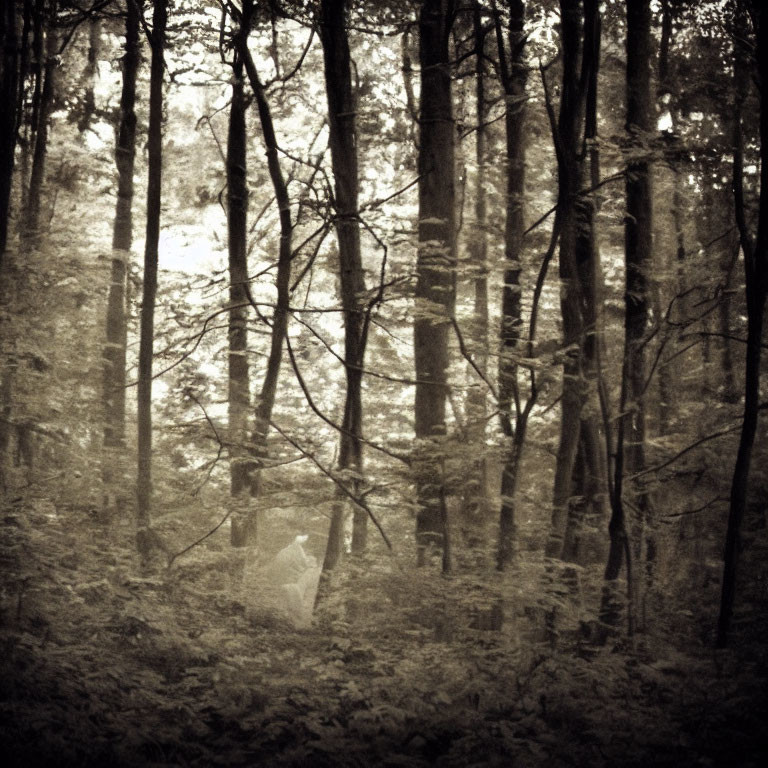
[1,495,767,768]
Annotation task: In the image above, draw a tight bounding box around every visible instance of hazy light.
[158,206,225,274]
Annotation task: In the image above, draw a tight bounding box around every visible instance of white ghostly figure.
[264,535,321,628]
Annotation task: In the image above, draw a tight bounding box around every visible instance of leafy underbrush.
[1,495,767,767]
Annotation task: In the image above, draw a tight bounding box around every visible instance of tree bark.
[226,51,254,548]
[237,7,293,544]
[102,0,139,514]
[12,0,31,228]
[654,0,684,432]
[18,0,43,218]
[545,0,589,560]
[136,0,167,562]
[600,0,653,632]
[717,5,768,648]
[77,16,100,134]
[22,0,57,247]
[414,0,456,570]
[460,0,490,545]
[319,0,368,571]
[561,0,607,567]
[16,0,31,134]
[718,233,739,403]
[495,0,527,571]
[0,0,24,487]
[0,0,20,261]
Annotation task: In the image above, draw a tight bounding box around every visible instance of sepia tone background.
[1,0,767,765]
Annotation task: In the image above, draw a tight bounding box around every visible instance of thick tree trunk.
[717,6,768,648]
[496,0,528,571]
[136,0,167,563]
[319,0,368,570]
[601,0,653,632]
[414,0,456,570]
[102,0,139,515]
[227,55,254,548]
[0,0,20,261]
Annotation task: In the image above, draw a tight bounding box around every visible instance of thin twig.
[450,317,499,400]
[662,496,728,520]
[269,420,393,551]
[629,425,742,481]
[285,335,411,465]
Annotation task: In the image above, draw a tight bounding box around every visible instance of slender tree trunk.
[497,421,526,570]
[14,0,32,224]
[561,442,585,563]
[718,233,739,403]
[600,419,631,629]
[460,1,490,544]
[77,16,100,134]
[319,0,368,571]
[654,2,680,433]
[23,0,57,246]
[19,0,44,219]
[227,53,253,548]
[136,0,167,563]
[562,424,605,564]
[545,0,588,560]
[102,0,139,514]
[717,6,768,648]
[718,294,766,647]
[650,206,673,433]
[625,0,654,598]
[601,0,653,632]
[414,0,456,571]
[238,11,293,542]
[0,0,20,261]
[16,0,31,135]
[0,0,22,488]
[561,0,607,566]
[495,0,527,571]
[659,0,686,419]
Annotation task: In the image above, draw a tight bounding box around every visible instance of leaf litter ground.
[1,496,767,767]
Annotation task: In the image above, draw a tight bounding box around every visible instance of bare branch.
[629,425,742,482]
[269,420,394,552]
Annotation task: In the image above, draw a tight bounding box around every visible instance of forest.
[0,0,767,765]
